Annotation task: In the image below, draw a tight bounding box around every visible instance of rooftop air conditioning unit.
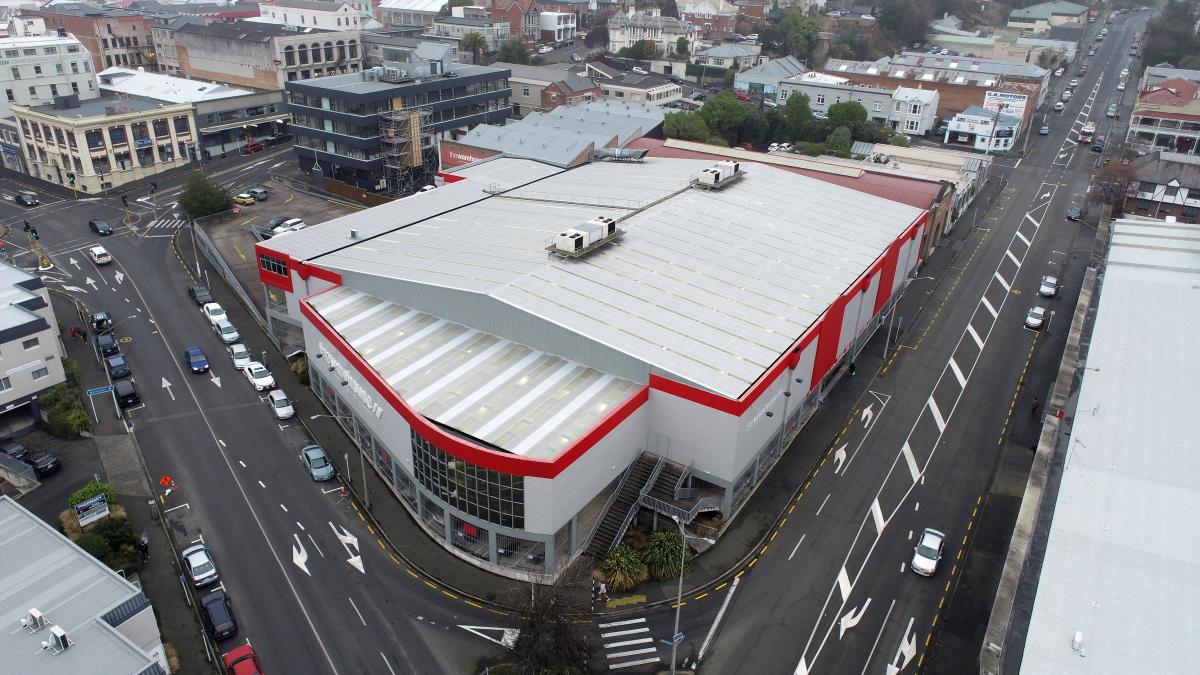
[554,229,587,253]
[21,608,47,631]
[587,215,617,237]
[44,625,70,652]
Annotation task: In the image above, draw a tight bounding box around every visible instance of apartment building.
[0,265,65,414]
[608,9,694,56]
[149,15,211,76]
[21,3,154,73]
[376,0,447,29]
[1126,77,1200,155]
[174,20,362,90]
[14,95,194,192]
[0,18,98,120]
[431,16,511,51]
[539,11,576,43]
[257,0,369,31]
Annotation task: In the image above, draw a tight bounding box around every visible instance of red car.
[735,91,751,101]
[241,141,266,154]
[222,644,263,674]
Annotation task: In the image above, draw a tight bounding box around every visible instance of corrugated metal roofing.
[297,157,921,397]
[1019,218,1200,672]
[309,287,638,458]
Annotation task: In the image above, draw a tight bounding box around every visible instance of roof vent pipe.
[349,228,358,239]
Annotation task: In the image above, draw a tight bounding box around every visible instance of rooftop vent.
[20,608,48,632]
[42,625,71,653]
[547,215,624,258]
[692,160,743,190]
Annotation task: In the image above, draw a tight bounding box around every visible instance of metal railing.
[641,493,723,529]
[579,457,637,554]
[192,222,271,339]
[674,461,696,500]
[607,455,667,554]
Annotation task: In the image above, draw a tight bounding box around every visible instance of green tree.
[458,31,488,64]
[675,36,690,57]
[827,101,868,130]
[825,126,853,157]
[664,111,711,141]
[584,26,609,48]
[76,532,111,560]
[781,92,813,142]
[601,545,649,591]
[639,530,692,580]
[877,0,934,45]
[699,92,748,144]
[737,106,769,147]
[617,39,658,58]
[497,37,531,65]
[70,480,117,508]
[1142,1,1200,71]
[510,574,593,673]
[177,170,231,221]
[888,132,912,147]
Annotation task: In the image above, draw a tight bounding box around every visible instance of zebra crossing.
[598,617,662,670]
[146,218,187,230]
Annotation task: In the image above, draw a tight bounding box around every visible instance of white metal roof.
[309,286,639,458]
[98,66,254,102]
[1020,218,1200,673]
[279,157,921,397]
[376,0,446,11]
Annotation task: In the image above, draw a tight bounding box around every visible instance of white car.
[1024,306,1047,330]
[1117,81,1126,91]
[1054,101,1065,112]
[243,361,275,390]
[1053,67,1065,77]
[181,544,219,587]
[271,218,307,235]
[267,389,294,420]
[631,66,648,75]
[911,528,945,576]
[762,98,778,108]
[1038,275,1059,298]
[537,45,553,54]
[1068,79,1079,88]
[88,246,112,265]
[227,343,251,369]
[202,302,227,325]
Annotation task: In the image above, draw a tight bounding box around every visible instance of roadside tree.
[178,170,232,221]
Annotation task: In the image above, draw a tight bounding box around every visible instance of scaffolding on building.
[380,106,437,198]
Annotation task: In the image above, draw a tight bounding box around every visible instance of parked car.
[300,444,335,481]
[537,45,553,54]
[228,343,251,370]
[88,246,112,265]
[1092,136,1106,152]
[571,53,582,63]
[1053,102,1065,112]
[762,98,778,108]
[1053,67,1064,77]
[1068,79,1079,88]
[96,333,120,357]
[114,379,141,407]
[1106,104,1118,118]
[691,91,707,101]
[202,303,227,325]
[181,543,219,587]
[183,347,210,373]
[242,362,274,390]
[222,644,263,675]
[214,319,240,345]
[187,284,214,305]
[267,389,295,420]
[1039,125,1050,135]
[88,219,112,235]
[1117,81,1126,91]
[23,451,61,478]
[245,187,269,201]
[1024,306,1047,330]
[241,141,265,154]
[631,66,648,75]
[911,528,945,576]
[1038,275,1059,298]
[265,132,294,146]
[1060,90,1072,102]
[1067,207,1082,221]
[232,193,257,206]
[200,590,238,641]
[271,218,307,235]
[14,191,39,206]
[1,441,28,461]
[735,90,751,101]
[91,311,112,333]
[106,354,131,380]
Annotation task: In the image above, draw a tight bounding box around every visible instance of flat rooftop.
[269,156,923,397]
[286,62,509,95]
[309,287,639,458]
[1018,218,1200,672]
[28,96,176,119]
[0,497,157,674]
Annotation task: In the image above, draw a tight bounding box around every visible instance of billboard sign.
[75,493,110,528]
[983,91,1029,121]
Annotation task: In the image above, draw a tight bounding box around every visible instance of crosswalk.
[147,218,187,230]
[598,617,662,670]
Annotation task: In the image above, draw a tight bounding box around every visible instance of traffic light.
[121,194,128,206]
[30,227,38,240]
[66,172,75,185]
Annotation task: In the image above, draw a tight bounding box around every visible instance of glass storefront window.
[411,429,524,529]
[420,494,445,540]
[497,533,545,573]
[450,514,489,560]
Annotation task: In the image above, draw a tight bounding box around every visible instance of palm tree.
[459,31,488,65]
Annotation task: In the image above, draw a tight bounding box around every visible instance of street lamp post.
[310,413,370,509]
[669,515,686,675]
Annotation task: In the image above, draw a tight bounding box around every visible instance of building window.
[31,367,49,380]
[44,46,58,55]
[816,93,825,104]
[109,126,127,145]
[522,87,529,97]
[22,337,39,350]
[872,101,882,111]
[0,377,9,392]
[909,103,921,115]
[4,90,11,102]
[33,65,42,75]
[10,66,19,80]
[71,62,80,73]
[56,63,63,74]
[50,84,59,96]
[3,49,15,58]
[258,253,287,276]
[905,119,920,132]
[173,116,190,135]
[411,429,525,529]
[894,100,902,112]
[28,86,35,97]
[23,48,36,56]
[71,82,79,94]
[153,118,169,137]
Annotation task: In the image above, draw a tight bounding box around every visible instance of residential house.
[0,18,98,121]
[1006,1,1088,32]
[175,21,363,90]
[890,87,939,136]
[778,73,939,135]
[1121,151,1200,222]
[0,266,65,413]
[943,105,1021,153]
[485,0,540,42]
[256,0,372,31]
[1126,77,1200,155]
[376,0,447,29]
[1142,64,1200,88]
[693,43,761,70]
[21,3,155,73]
[502,62,598,116]
[679,0,738,41]
[536,0,620,30]
[734,55,806,99]
[607,9,694,57]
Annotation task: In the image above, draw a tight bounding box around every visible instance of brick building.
[22,3,154,73]
[679,0,738,41]
[503,62,599,116]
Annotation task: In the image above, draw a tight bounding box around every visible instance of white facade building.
[376,0,448,28]
[945,105,1020,153]
[0,264,66,414]
[889,87,938,135]
[0,17,97,121]
[539,11,576,42]
[607,9,694,57]
[778,74,939,136]
[256,0,373,31]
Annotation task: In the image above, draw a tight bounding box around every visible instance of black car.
[24,451,60,478]
[187,284,214,305]
[106,354,131,379]
[96,333,119,356]
[88,219,113,235]
[114,379,140,408]
[200,590,238,641]
[1067,207,1082,221]
[265,132,294,146]
[90,311,112,333]
[14,191,38,207]
[0,441,28,462]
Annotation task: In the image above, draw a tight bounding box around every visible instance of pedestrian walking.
[1031,397,1041,417]
[69,326,77,339]
[598,582,608,603]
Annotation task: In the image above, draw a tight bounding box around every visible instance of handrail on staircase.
[580,453,638,555]
[674,460,696,500]
[606,454,668,554]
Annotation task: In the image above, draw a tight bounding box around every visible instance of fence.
[0,452,38,497]
[192,223,272,345]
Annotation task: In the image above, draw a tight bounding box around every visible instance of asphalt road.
[628,12,1151,675]
[0,151,505,674]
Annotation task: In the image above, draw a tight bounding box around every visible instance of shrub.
[70,480,117,508]
[640,530,692,580]
[290,355,310,386]
[601,545,648,592]
[47,406,93,437]
[61,357,81,386]
[76,531,111,559]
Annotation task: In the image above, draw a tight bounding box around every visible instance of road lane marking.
[610,657,661,669]
[608,647,656,659]
[816,493,831,516]
[348,596,367,626]
[606,637,652,648]
[837,567,851,602]
[238,460,246,468]
[307,533,325,558]
[258,480,266,488]
[980,296,998,318]
[871,499,886,534]
[380,653,398,675]
[280,504,288,512]
[928,397,946,432]
[859,598,897,675]
[601,628,649,639]
[948,358,967,388]
[902,442,921,482]
[599,619,646,628]
[789,534,807,561]
[967,324,984,348]
[993,271,1011,292]
[297,521,305,531]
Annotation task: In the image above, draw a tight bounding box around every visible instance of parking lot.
[198,178,358,317]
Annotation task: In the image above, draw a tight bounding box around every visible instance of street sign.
[75,493,110,527]
[662,632,684,646]
[86,385,114,396]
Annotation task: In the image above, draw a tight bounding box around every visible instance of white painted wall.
[648,387,739,480]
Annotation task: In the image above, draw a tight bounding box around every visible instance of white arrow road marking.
[69,257,80,269]
[832,444,848,473]
[458,626,519,649]
[861,404,875,428]
[113,270,124,284]
[85,277,97,290]
[161,377,175,401]
[62,285,87,293]
[210,374,222,388]
[329,522,365,574]
[888,617,917,675]
[292,533,311,576]
[1040,191,1051,200]
[795,655,809,675]
[838,597,871,639]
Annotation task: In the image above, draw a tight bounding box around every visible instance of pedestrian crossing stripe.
[148,218,187,229]
[597,616,662,671]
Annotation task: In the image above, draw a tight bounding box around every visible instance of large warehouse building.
[256,154,933,579]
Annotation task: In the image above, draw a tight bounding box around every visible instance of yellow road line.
[693,593,708,600]
[714,582,728,591]
[466,600,482,608]
[442,591,458,600]
[424,580,438,590]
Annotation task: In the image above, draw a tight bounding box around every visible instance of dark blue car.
[183,347,210,373]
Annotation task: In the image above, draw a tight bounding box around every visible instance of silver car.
[1038,275,1059,298]
[911,528,945,576]
[267,389,294,420]
[1024,306,1047,330]
[213,319,240,344]
[181,544,219,587]
[227,343,251,370]
[300,444,335,481]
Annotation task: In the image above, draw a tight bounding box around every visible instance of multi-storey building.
[174,20,363,90]
[148,15,211,76]
[485,0,539,41]
[257,0,370,31]
[13,95,194,193]
[0,264,66,414]
[587,62,683,106]
[607,9,694,56]
[0,18,98,120]
[502,62,598,116]
[778,73,939,135]
[286,49,510,191]
[20,3,155,73]
[362,31,462,67]
[679,0,739,41]
[376,0,448,29]
[1121,151,1200,222]
[431,16,511,51]
[538,11,576,43]
[1126,77,1200,155]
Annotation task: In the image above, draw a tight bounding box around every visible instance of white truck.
[1079,121,1096,143]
